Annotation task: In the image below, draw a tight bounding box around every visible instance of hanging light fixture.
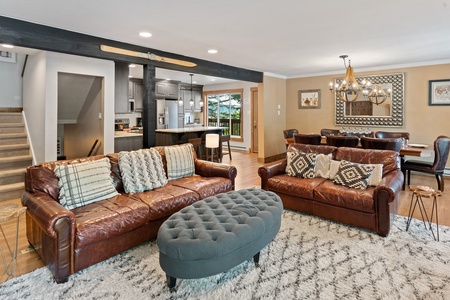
[367,85,392,105]
[189,74,194,107]
[178,96,183,107]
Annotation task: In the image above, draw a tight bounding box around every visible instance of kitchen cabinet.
[156,81,179,99]
[129,79,143,112]
[115,63,130,113]
[114,134,143,152]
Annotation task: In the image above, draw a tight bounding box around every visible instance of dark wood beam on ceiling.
[0,16,263,83]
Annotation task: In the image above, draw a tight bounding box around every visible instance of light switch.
[98,112,102,120]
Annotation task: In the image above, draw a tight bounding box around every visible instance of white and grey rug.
[1,210,450,300]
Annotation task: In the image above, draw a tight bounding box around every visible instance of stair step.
[0,155,32,171]
[0,123,25,134]
[0,144,30,157]
[0,133,27,146]
[0,113,23,124]
[0,182,24,202]
[0,169,26,185]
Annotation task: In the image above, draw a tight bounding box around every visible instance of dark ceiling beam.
[0,16,263,83]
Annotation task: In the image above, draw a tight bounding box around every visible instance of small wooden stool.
[406,185,441,241]
[220,135,232,161]
[188,138,203,159]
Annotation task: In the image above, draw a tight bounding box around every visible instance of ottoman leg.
[166,274,177,291]
[253,252,260,267]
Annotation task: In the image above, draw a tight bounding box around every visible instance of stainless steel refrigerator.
[156,99,183,129]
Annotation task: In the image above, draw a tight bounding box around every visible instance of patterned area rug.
[1,210,450,299]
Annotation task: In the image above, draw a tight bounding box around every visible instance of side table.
[0,203,27,277]
[406,185,441,241]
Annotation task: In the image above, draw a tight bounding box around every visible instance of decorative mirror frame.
[334,73,404,127]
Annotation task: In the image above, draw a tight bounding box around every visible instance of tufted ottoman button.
[157,188,283,291]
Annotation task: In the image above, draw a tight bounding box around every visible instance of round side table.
[0,203,27,277]
[406,185,441,241]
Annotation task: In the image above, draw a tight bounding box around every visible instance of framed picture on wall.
[298,89,321,109]
[0,51,16,63]
[429,79,450,106]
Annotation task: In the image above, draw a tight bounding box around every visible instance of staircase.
[0,112,32,202]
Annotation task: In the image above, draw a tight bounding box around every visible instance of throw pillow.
[333,160,375,190]
[54,158,119,210]
[314,153,332,179]
[286,151,317,178]
[119,148,168,193]
[329,160,341,180]
[165,143,195,180]
[368,164,383,186]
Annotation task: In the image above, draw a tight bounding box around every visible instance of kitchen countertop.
[114,131,143,138]
[155,127,224,133]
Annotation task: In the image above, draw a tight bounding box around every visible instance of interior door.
[251,87,258,153]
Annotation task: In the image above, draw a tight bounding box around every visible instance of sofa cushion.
[313,180,376,213]
[118,148,168,193]
[333,160,375,190]
[165,144,195,180]
[130,184,200,220]
[335,147,398,176]
[268,174,327,199]
[169,175,233,199]
[73,194,150,247]
[54,158,119,210]
[286,151,317,178]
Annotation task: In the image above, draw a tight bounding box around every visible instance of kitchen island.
[114,131,143,152]
[155,127,224,160]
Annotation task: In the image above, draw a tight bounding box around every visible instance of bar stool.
[406,185,441,241]
[220,135,232,161]
[188,138,204,159]
[205,134,220,162]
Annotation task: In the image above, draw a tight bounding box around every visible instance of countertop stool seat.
[220,135,232,161]
[157,188,283,291]
[188,138,204,159]
[406,185,442,241]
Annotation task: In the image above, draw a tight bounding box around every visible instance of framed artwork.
[298,89,321,109]
[0,51,16,63]
[429,79,450,106]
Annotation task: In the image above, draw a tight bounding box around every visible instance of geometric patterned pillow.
[333,160,375,190]
[165,143,195,180]
[286,151,317,178]
[54,158,119,210]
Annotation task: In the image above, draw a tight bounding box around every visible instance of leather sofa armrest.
[194,160,238,190]
[258,159,287,190]
[21,191,76,238]
[374,169,404,202]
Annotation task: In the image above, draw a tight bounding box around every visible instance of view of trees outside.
[207,92,242,136]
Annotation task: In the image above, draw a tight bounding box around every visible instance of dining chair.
[320,128,341,137]
[360,137,403,152]
[326,135,359,148]
[293,133,322,145]
[283,129,298,139]
[375,131,411,140]
[401,135,450,191]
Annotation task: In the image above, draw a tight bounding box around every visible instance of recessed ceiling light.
[166,78,171,81]
[2,44,14,48]
[193,81,197,84]
[139,32,152,38]
[129,75,133,78]
[208,49,218,54]
[210,79,216,81]
[129,64,136,68]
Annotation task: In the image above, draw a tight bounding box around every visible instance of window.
[205,89,243,140]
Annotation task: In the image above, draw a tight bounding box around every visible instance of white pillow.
[165,144,195,180]
[54,158,119,210]
[367,164,383,186]
[329,160,341,180]
[314,154,332,179]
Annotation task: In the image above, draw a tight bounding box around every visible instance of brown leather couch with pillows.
[22,144,237,283]
[258,144,403,236]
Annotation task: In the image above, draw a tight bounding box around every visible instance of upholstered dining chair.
[375,131,411,140]
[293,133,322,145]
[283,129,298,139]
[320,128,341,137]
[326,135,359,148]
[401,135,450,191]
[360,137,403,152]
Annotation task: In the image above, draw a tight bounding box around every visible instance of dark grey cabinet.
[129,79,143,112]
[115,63,130,113]
[114,136,143,152]
[156,81,179,99]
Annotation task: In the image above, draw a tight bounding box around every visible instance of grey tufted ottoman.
[157,188,283,290]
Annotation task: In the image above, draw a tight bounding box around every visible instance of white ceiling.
[2,0,450,83]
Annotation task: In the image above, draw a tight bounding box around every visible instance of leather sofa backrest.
[25,155,106,201]
[335,147,399,176]
[287,144,337,157]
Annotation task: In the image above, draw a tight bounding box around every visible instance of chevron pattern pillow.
[286,151,317,178]
[333,160,375,190]
[118,148,168,193]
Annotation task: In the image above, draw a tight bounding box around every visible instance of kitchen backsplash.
[115,112,142,127]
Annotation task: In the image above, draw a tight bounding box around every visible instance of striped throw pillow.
[165,144,195,180]
[54,158,119,210]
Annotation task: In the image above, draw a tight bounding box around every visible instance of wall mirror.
[334,73,404,127]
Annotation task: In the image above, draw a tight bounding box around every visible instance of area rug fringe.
[1,210,450,300]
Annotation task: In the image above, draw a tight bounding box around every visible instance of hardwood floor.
[0,150,448,284]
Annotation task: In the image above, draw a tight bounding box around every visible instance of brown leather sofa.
[258,144,403,236]
[22,145,237,283]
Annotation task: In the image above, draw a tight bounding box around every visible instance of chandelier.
[178,74,195,107]
[329,55,391,105]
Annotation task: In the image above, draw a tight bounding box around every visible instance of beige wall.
[286,63,450,162]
